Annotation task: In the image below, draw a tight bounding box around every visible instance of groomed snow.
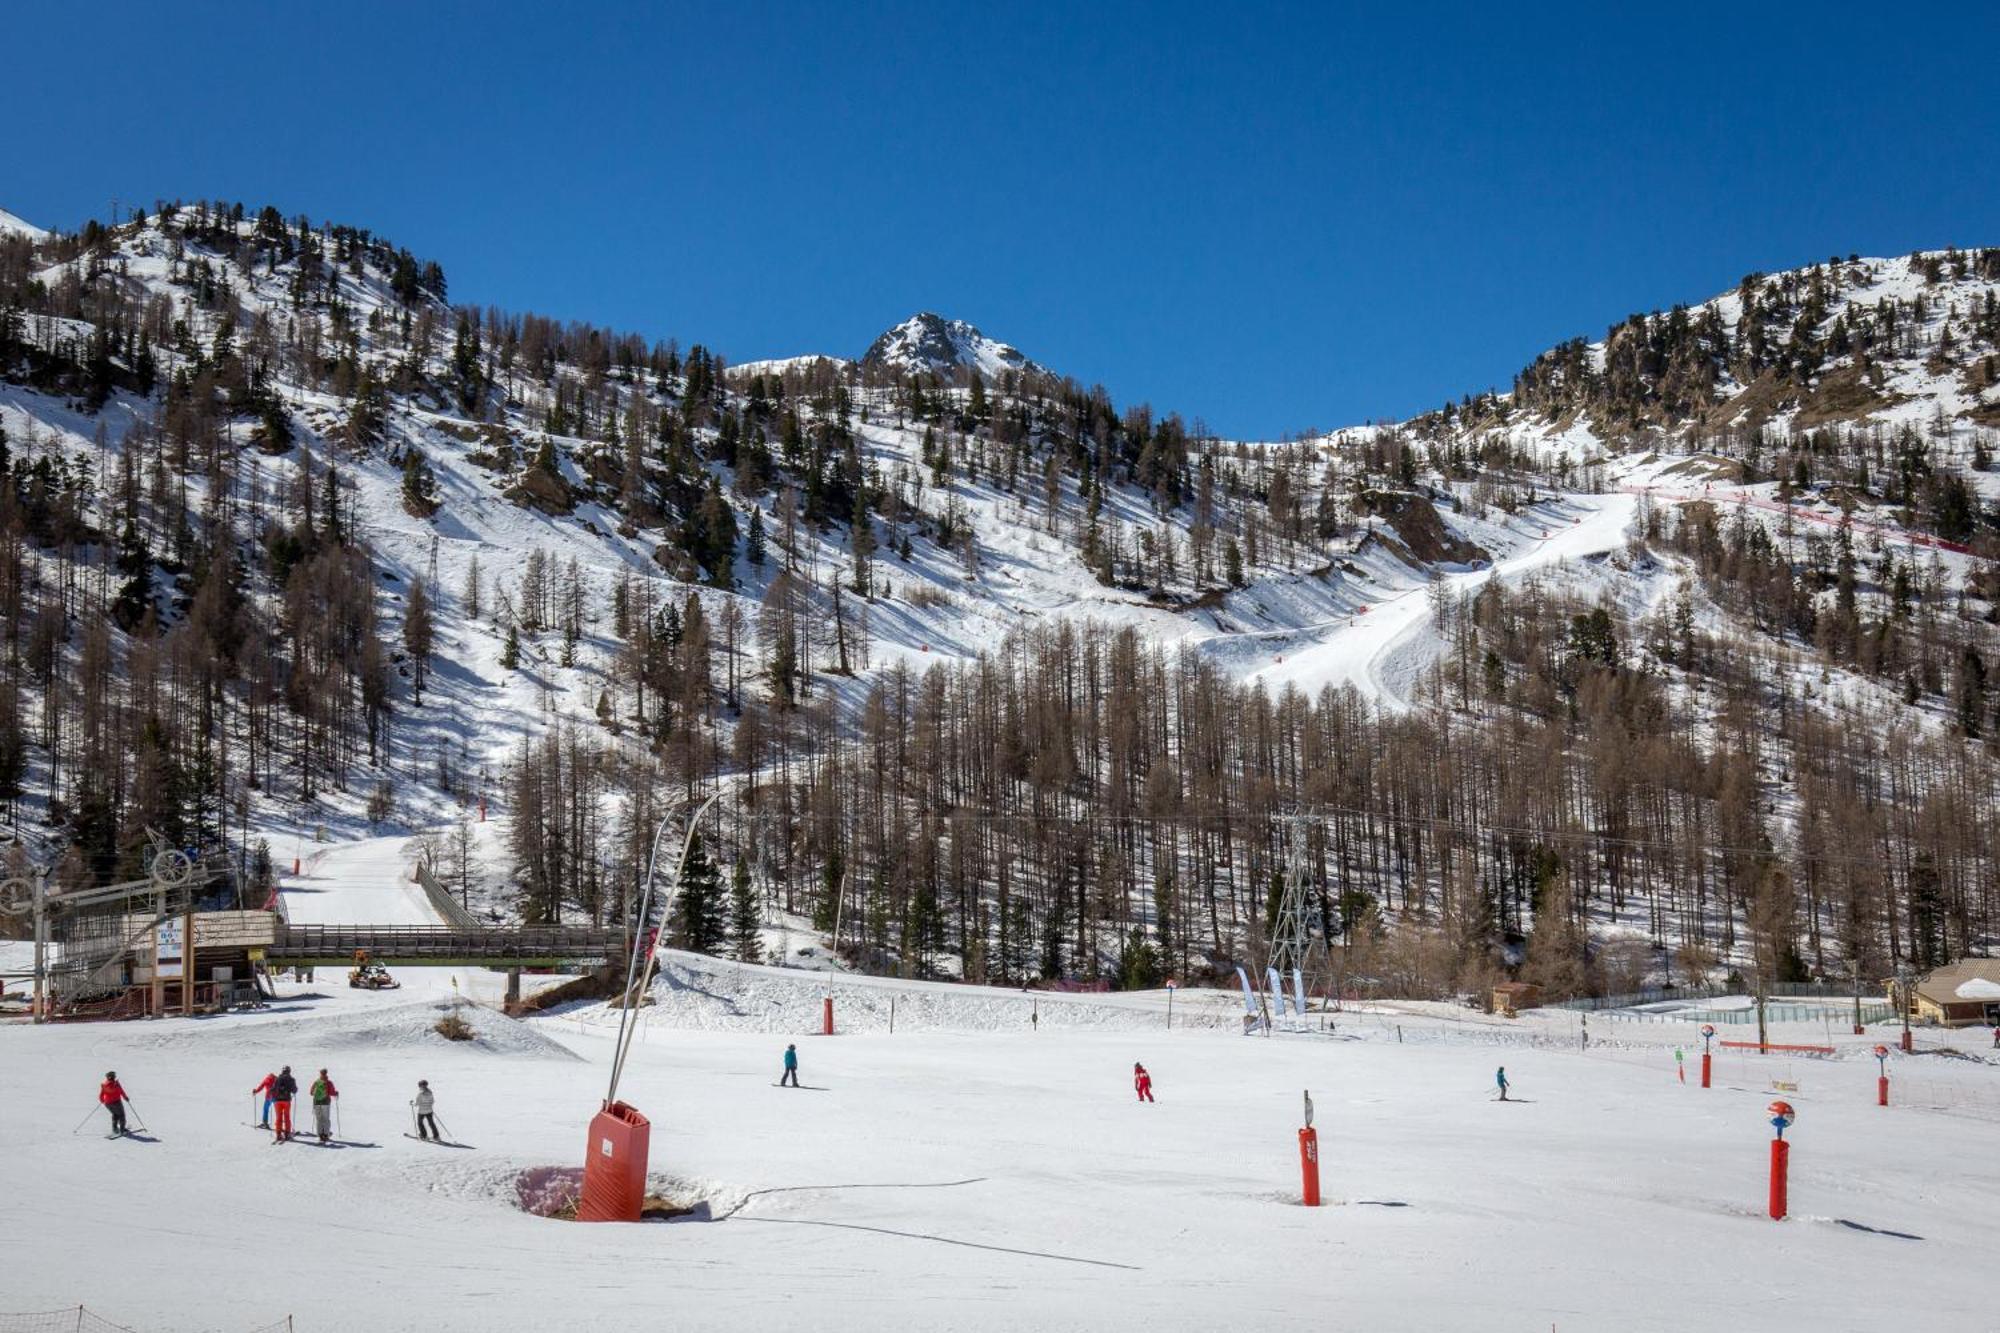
[4,968,1999,1331]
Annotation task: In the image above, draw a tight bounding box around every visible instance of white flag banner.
[1267,967,1290,1016]
[1291,968,1308,1017]
[1234,966,1259,1015]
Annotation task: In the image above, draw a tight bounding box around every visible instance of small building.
[1906,960,2000,1027]
[1493,981,1543,1016]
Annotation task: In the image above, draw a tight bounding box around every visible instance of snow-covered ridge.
[0,205,48,240]
[725,353,852,379]
[861,311,1041,378]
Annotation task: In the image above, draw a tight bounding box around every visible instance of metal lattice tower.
[1268,817,1318,980]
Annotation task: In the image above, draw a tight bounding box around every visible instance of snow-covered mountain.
[1410,249,2000,464]
[1,199,1996,997]
[860,311,1042,379]
[0,205,47,240]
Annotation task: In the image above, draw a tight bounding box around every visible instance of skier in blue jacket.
[1495,1066,1510,1101]
[780,1043,799,1088]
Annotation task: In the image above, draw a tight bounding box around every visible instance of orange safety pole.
[822,996,833,1036]
[1874,1045,1889,1106]
[1700,1024,1714,1088]
[1298,1090,1320,1207]
[1767,1100,1794,1221]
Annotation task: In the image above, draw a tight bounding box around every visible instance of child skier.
[1495,1066,1511,1101]
[271,1066,298,1141]
[414,1080,439,1141]
[780,1044,799,1088]
[99,1071,129,1135]
[251,1071,278,1129]
[1133,1062,1154,1103]
[309,1068,338,1143]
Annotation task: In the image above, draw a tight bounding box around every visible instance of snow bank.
[556,949,1242,1035]
[132,998,584,1061]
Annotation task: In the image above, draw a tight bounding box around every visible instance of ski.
[402,1134,470,1147]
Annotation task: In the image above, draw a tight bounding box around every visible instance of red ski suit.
[1134,1070,1154,1102]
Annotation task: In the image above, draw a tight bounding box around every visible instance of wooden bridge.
[268,923,626,968]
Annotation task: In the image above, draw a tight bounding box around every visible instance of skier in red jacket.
[1133,1062,1154,1103]
[251,1071,277,1129]
[99,1072,129,1135]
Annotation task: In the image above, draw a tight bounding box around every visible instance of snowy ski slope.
[2,967,1997,1331]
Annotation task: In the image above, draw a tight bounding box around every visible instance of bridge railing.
[270,923,623,963]
[412,861,481,929]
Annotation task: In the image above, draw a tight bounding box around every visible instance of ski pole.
[72,1104,103,1135]
[123,1096,147,1133]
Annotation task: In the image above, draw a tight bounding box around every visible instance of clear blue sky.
[11,1,1999,438]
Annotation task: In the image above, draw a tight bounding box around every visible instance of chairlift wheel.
[0,877,31,918]
[152,849,195,888]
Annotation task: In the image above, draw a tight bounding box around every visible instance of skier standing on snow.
[1133,1062,1154,1103]
[271,1066,298,1141]
[1495,1066,1511,1101]
[413,1080,439,1141]
[780,1044,799,1088]
[99,1071,130,1135]
[309,1068,338,1143]
[251,1071,278,1129]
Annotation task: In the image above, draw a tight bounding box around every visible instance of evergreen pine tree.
[768,622,797,710]
[731,858,761,962]
[401,447,439,516]
[1115,927,1162,990]
[850,492,875,595]
[112,519,152,630]
[672,833,727,955]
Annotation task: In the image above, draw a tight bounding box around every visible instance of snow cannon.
[577,1100,651,1223]
[1766,1099,1795,1221]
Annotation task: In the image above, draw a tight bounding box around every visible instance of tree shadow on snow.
[1833,1218,1923,1241]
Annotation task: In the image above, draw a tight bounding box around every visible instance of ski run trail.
[5,953,2000,1331]
[1210,491,1640,708]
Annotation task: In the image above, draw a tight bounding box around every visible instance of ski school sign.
[155,918,184,980]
